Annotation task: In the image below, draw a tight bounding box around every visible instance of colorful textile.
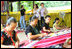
[1,29,17,45]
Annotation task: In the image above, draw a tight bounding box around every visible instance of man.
[20,5,26,30]
[1,17,19,48]
[39,3,48,26]
[25,16,47,40]
[41,15,52,34]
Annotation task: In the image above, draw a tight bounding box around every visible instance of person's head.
[63,38,71,48]
[30,16,38,27]
[6,17,17,31]
[53,18,59,24]
[41,3,44,7]
[34,4,38,9]
[21,5,24,9]
[45,15,51,23]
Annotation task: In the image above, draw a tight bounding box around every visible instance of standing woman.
[1,17,19,48]
[20,5,26,30]
[33,4,41,31]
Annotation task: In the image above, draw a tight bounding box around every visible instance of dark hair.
[45,15,51,19]
[21,5,24,8]
[53,17,59,24]
[30,15,38,22]
[34,4,39,9]
[6,17,17,25]
[41,3,44,6]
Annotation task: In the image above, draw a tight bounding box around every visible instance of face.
[34,4,36,8]
[45,17,51,23]
[9,22,17,31]
[41,4,44,7]
[56,20,59,23]
[31,19,38,27]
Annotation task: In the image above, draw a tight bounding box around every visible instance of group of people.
[1,3,71,48]
[19,3,48,30]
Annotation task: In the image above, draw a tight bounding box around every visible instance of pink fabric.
[19,28,71,48]
[16,30,24,34]
[31,33,71,48]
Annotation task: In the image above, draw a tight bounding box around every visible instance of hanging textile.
[1,1,4,12]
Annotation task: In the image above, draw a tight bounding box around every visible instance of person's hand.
[15,42,19,48]
[43,33,48,36]
[40,33,47,37]
[48,30,51,32]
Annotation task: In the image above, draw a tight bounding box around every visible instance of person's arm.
[55,25,62,30]
[33,10,37,14]
[1,37,15,48]
[44,8,48,15]
[27,33,46,40]
[15,33,19,48]
[43,27,50,32]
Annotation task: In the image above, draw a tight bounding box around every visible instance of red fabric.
[1,34,4,41]
[1,37,4,41]
[19,28,71,48]
[1,1,4,11]
[1,1,4,7]
[32,33,71,48]
[35,40,66,48]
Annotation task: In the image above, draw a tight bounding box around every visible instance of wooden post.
[11,1,13,12]
[18,1,20,11]
[7,1,9,19]
[33,1,34,9]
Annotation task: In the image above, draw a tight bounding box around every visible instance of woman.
[53,18,65,32]
[33,4,41,31]
[20,5,26,30]
[1,17,19,48]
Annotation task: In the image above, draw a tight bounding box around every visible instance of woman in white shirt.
[33,4,41,31]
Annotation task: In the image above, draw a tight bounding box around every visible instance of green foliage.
[20,1,33,11]
[11,1,71,12]
[35,1,71,7]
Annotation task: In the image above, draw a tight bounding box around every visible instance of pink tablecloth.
[19,28,71,48]
[31,33,71,48]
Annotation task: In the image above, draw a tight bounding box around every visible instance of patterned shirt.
[1,29,17,45]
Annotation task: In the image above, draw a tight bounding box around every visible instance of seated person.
[1,17,19,48]
[53,18,65,32]
[25,16,47,40]
[41,15,52,34]
[63,38,71,48]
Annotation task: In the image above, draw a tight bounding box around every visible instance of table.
[19,28,71,48]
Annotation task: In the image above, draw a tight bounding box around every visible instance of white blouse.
[33,9,40,18]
